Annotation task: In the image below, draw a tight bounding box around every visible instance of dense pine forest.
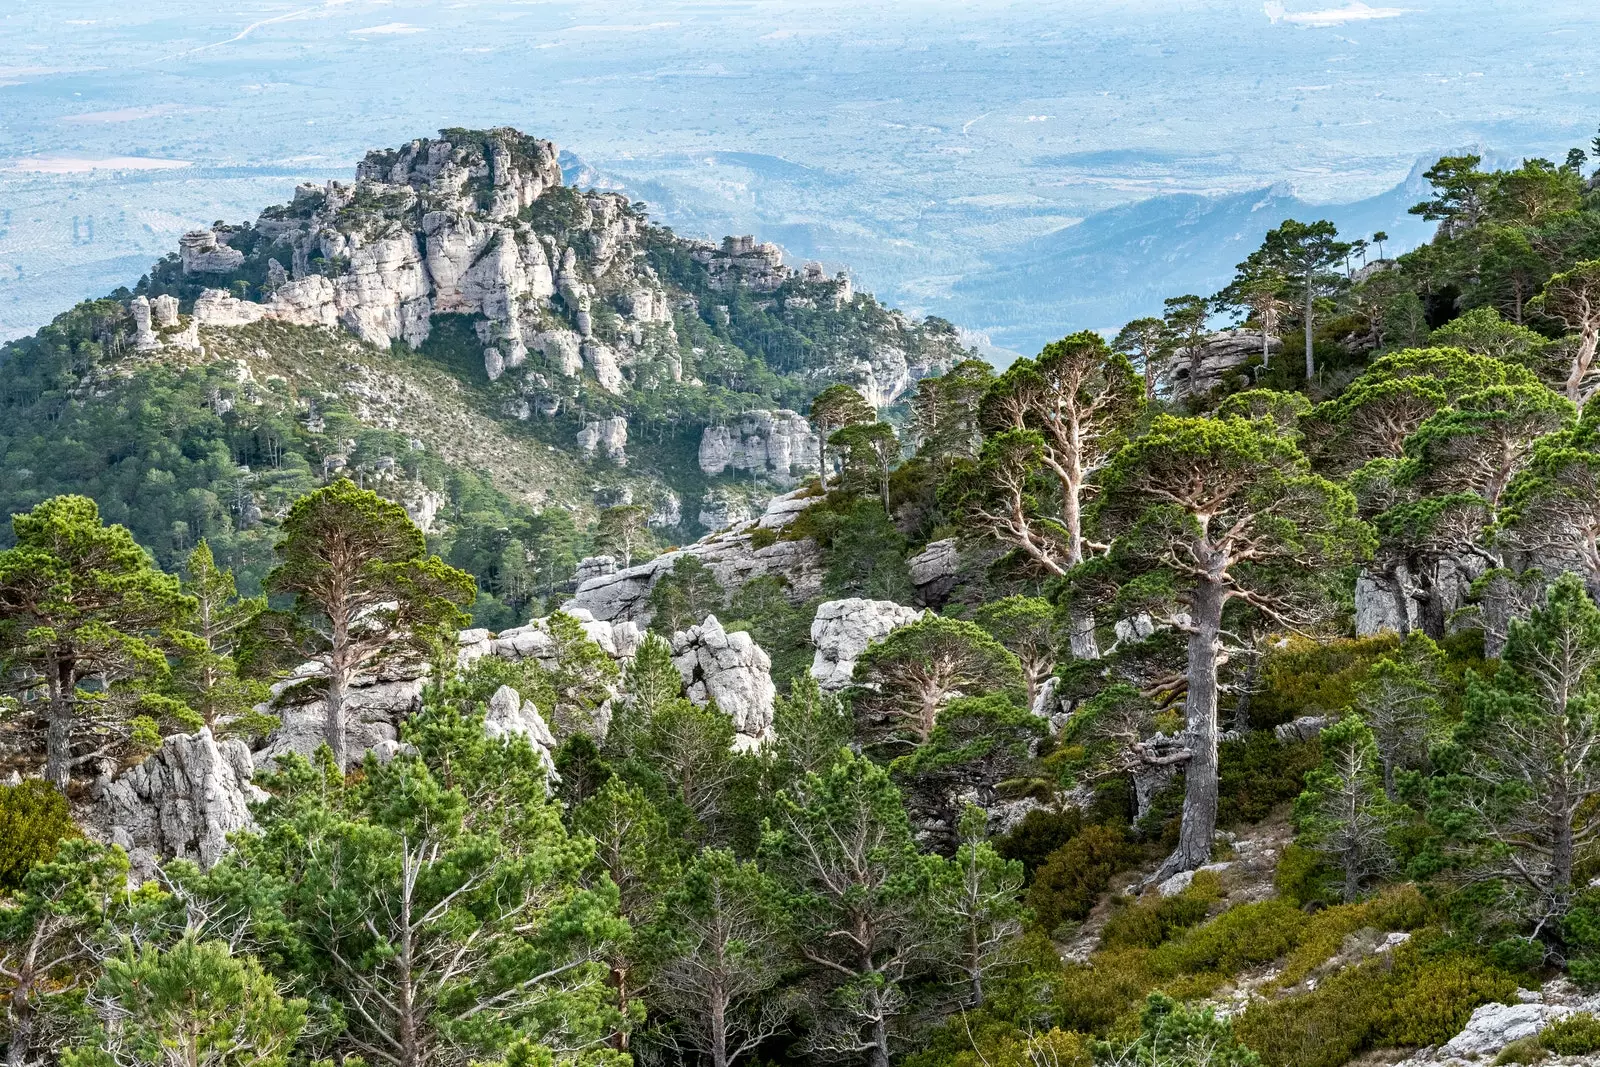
[12,138,1600,1067]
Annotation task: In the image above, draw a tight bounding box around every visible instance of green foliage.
[1540,1012,1600,1056]
[0,780,75,891]
[646,554,726,635]
[770,672,851,779]
[1248,635,1400,730]
[1294,715,1402,901]
[1145,900,1308,980]
[852,615,1024,751]
[1100,992,1261,1067]
[1025,824,1140,935]
[165,540,273,737]
[996,807,1088,878]
[818,496,913,601]
[62,937,308,1067]
[1217,730,1324,827]
[0,494,194,786]
[1099,870,1222,951]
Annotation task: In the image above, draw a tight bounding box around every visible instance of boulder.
[129,295,159,350]
[670,616,777,752]
[483,684,559,782]
[94,728,265,877]
[1275,715,1329,743]
[809,598,927,692]
[194,288,268,327]
[907,538,960,607]
[179,228,246,274]
[1168,329,1280,397]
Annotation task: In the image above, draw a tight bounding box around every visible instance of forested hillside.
[12,135,1600,1067]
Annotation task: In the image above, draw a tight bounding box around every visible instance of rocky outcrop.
[698,489,753,531]
[484,684,559,783]
[1274,715,1329,743]
[128,293,199,352]
[698,411,820,484]
[1354,556,1485,638]
[1394,982,1600,1065]
[577,416,628,464]
[491,609,645,666]
[562,487,826,625]
[907,538,960,607]
[179,228,246,274]
[808,598,928,692]
[670,616,776,752]
[1169,329,1280,397]
[93,728,265,877]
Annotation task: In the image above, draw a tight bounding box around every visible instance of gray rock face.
[1392,986,1600,1066]
[670,616,777,752]
[698,490,752,531]
[1274,716,1329,743]
[577,416,628,464]
[179,228,247,274]
[808,598,928,692]
[698,411,820,484]
[1168,329,1280,397]
[194,288,268,327]
[907,538,960,607]
[94,728,265,877]
[252,661,426,765]
[484,684,559,783]
[563,488,826,625]
[1354,556,1485,637]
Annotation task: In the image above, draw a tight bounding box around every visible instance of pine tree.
[0,496,193,788]
[266,480,475,770]
[1294,715,1399,902]
[166,540,272,737]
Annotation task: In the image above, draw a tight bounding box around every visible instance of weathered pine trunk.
[1565,327,1598,404]
[1170,576,1225,874]
[1304,277,1316,381]
[709,981,728,1067]
[327,616,350,772]
[1061,478,1101,661]
[869,1009,891,1067]
[45,650,74,791]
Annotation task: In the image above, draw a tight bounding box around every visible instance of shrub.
[1147,899,1308,980]
[1274,843,1335,907]
[0,779,75,889]
[1217,731,1323,826]
[1540,1012,1600,1056]
[1493,1036,1545,1065]
[1236,946,1517,1067]
[1053,949,1152,1037]
[1100,871,1222,951]
[748,526,778,550]
[1273,884,1429,988]
[1249,635,1400,730]
[1025,824,1140,935]
[996,808,1085,878]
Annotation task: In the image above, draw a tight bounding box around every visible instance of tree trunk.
[1552,792,1575,895]
[7,983,34,1067]
[1565,327,1598,404]
[869,1009,891,1067]
[326,621,349,772]
[1304,277,1316,381]
[1166,577,1225,876]
[45,650,73,791]
[710,984,728,1067]
[1067,610,1100,661]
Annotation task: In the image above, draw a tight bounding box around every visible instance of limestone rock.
[484,684,559,782]
[908,538,960,607]
[179,228,246,274]
[698,490,752,531]
[194,288,268,327]
[130,295,158,350]
[670,616,777,751]
[563,488,825,625]
[698,411,820,484]
[534,330,583,376]
[1274,715,1328,743]
[576,416,628,463]
[584,340,625,393]
[809,598,928,692]
[253,661,426,765]
[1169,329,1280,397]
[94,728,265,877]
[151,294,180,328]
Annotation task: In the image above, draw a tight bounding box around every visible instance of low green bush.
[1100,871,1222,951]
[1147,899,1308,980]
[1541,1011,1600,1056]
[996,807,1086,878]
[1025,824,1141,935]
[1236,945,1517,1067]
[1273,884,1429,988]
[0,779,76,889]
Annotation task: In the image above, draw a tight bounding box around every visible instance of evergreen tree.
[1258,219,1351,379]
[830,421,900,509]
[1113,316,1170,402]
[1531,259,1600,403]
[809,384,876,479]
[0,495,193,788]
[934,807,1026,1009]
[646,556,726,635]
[266,480,475,770]
[767,753,941,1067]
[1294,715,1399,902]
[975,595,1061,710]
[647,849,790,1067]
[63,937,307,1067]
[1090,415,1370,877]
[1351,632,1444,800]
[166,540,271,736]
[594,505,651,568]
[851,616,1024,752]
[771,674,851,780]
[1429,574,1600,933]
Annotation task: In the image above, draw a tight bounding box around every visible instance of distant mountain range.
[947,161,1445,357]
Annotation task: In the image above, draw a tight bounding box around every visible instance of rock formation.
[93,728,265,877]
[563,487,826,624]
[483,684,560,782]
[670,616,777,752]
[577,416,629,464]
[907,538,960,607]
[808,597,928,692]
[698,410,820,483]
[1168,329,1281,397]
